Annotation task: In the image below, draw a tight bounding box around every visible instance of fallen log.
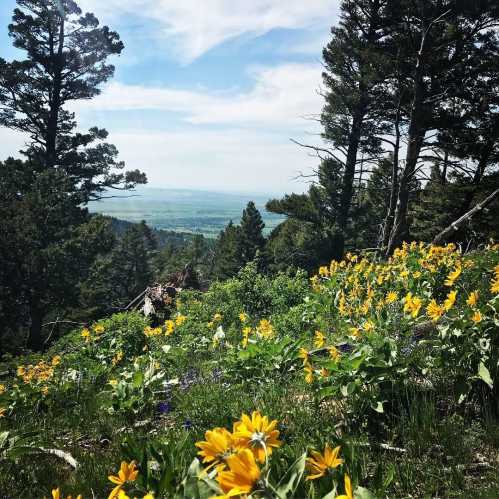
[432,188,499,246]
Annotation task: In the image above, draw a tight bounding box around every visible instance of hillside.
[0,242,498,498]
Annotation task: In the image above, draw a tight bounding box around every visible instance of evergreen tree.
[386,0,499,254]
[0,0,146,199]
[212,222,244,280]
[81,221,157,317]
[0,158,114,351]
[0,0,146,349]
[240,201,266,263]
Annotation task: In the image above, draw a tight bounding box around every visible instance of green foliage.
[1,243,498,497]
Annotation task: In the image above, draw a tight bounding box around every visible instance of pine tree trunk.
[336,106,367,257]
[46,18,65,168]
[386,25,428,256]
[27,298,44,351]
[381,108,401,250]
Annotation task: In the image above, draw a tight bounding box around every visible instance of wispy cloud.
[74,63,323,129]
[78,0,339,62]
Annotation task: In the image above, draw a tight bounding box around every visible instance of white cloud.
[78,0,339,62]
[107,128,317,193]
[74,63,323,129]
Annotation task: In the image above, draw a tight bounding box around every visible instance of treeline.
[1,0,499,353]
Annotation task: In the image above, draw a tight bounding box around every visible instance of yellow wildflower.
[257,319,274,339]
[93,324,105,334]
[108,461,138,499]
[471,310,482,324]
[306,444,344,480]
[0,384,6,395]
[214,449,261,499]
[319,266,330,278]
[242,326,252,348]
[51,489,83,499]
[466,291,479,307]
[239,312,248,323]
[426,299,444,322]
[314,331,326,348]
[81,328,91,342]
[112,351,124,366]
[443,290,457,312]
[363,320,375,333]
[403,292,422,318]
[195,427,238,470]
[175,314,187,326]
[349,327,361,339]
[213,313,223,322]
[298,348,309,365]
[385,291,398,304]
[444,265,462,287]
[233,411,281,463]
[164,320,175,336]
[491,277,499,295]
[328,346,340,360]
[51,355,61,367]
[304,365,314,384]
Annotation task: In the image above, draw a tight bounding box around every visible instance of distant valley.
[88,187,285,237]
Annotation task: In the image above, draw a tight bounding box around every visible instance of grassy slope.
[0,243,498,498]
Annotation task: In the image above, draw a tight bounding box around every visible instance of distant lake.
[88,187,285,238]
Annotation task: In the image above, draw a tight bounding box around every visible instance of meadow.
[0,242,498,498]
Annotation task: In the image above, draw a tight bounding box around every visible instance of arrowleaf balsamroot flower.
[444,265,462,286]
[51,488,82,499]
[108,461,139,499]
[426,299,444,322]
[306,444,344,480]
[466,291,479,307]
[304,364,314,384]
[214,448,261,499]
[443,290,457,312]
[314,331,326,348]
[195,427,238,470]
[471,310,482,324]
[403,292,422,318]
[233,411,281,463]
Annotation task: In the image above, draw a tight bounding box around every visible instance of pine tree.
[386,0,499,254]
[0,0,146,200]
[0,0,146,349]
[240,201,266,263]
[212,222,244,280]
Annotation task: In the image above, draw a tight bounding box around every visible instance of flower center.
[251,431,266,445]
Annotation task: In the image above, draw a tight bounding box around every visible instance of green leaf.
[371,401,384,413]
[341,382,356,397]
[478,362,493,388]
[276,452,307,498]
[354,486,376,498]
[132,371,144,388]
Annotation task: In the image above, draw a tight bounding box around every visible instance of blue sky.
[0,0,340,194]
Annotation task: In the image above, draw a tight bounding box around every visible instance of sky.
[0,0,340,194]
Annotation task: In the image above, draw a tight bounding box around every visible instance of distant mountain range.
[89,187,285,237]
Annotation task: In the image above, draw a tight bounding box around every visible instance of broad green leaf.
[478,362,493,388]
[276,452,307,498]
[132,370,144,388]
[354,486,376,498]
